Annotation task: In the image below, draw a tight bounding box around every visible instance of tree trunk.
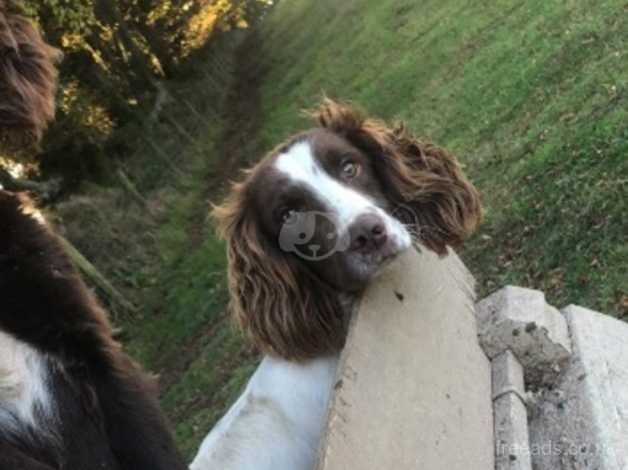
[133,21,177,78]
[95,0,160,90]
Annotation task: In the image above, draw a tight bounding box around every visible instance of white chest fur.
[0,330,54,435]
[190,356,339,470]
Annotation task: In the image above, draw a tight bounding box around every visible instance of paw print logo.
[279,211,350,261]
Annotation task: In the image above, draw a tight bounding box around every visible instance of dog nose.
[349,214,388,253]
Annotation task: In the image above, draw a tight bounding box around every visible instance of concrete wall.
[317,247,494,470]
[315,248,628,470]
[477,287,628,470]
[528,306,628,470]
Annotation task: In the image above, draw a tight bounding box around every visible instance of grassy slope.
[117,36,261,457]
[256,0,627,315]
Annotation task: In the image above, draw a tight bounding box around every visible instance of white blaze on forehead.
[273,141,412,249]
[274,141,378,227]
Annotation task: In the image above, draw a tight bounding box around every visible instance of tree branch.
[0,167,62,201]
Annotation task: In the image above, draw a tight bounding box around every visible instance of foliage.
[3,0,262,187]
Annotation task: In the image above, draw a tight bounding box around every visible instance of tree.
[2,0,268,188]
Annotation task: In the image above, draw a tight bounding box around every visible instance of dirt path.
[215,27,267,187]
[156,26,267,393]
[183,26,266,248]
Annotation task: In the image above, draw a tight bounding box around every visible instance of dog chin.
[372,243,411,277]
[347,240,411,285]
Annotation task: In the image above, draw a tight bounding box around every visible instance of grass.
[54,0,627,461]
[255,0,627,316]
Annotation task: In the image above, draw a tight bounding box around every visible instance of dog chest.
[0,329,54,433]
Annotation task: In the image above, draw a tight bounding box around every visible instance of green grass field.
[257,0,627,315]
[57,0,627,459]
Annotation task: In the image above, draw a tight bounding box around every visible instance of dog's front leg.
[93,363,187,470]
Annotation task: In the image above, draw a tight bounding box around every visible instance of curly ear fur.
[213,181,346,361]
[310,98,482,255]
[0,5,61,146]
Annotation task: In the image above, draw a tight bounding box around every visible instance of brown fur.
[0,8,185,468]
[308,98,482,254]
[213,98,482,361]
[0,3,60,146]
[214,185,346,360]
[0,190,187,470]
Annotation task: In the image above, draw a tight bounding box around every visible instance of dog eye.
[341,161,361,179]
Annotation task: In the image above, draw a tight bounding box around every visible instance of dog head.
[214,98,482,360]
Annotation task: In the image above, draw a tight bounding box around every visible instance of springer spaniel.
[191,99,482,470]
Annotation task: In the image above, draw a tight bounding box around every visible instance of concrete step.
[528,305,628,470]
[477,287,628,470]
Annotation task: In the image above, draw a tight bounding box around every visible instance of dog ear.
[213,180,346,361]
[0,8,61,146]
[310,98,482,255]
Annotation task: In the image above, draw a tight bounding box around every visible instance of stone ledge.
[476,286,571,388]
[492,350,532,470]
[528,306,628,470]
[317,248,494,470]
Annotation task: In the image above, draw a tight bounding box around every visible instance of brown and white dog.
[0,1,59,148]
[191,99,482,470]
[0,193,188,470]
[0,7,186,470]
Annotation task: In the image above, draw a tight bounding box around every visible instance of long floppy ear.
[212,178,346,361]
[0,6,61,145]
[310,98,482,255]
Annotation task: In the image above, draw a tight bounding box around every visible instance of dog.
[0,191,188,470]
[0,7,187,469]
[190,99,482,469]
[0,1,60,149]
